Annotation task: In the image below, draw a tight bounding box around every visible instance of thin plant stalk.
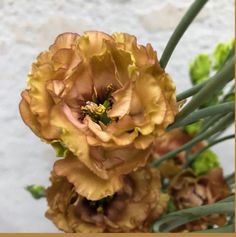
[194,224,234,233]
[176,45,235,101]
[167,102,234,130]
[160,0,209,68]
[152,113,234,167]
[152,201,234,232]
[186,134,235,166]
[175,56,235,122]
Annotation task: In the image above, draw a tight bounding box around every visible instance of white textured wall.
[0,0,234,232]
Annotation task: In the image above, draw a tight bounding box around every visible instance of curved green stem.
[201,114,223,132]
[168,102,234,130]
[152,113,234,167]
[194,224,234,233]
[175,56,235,122]
[152,200,234,233]
[186,134,235,166]
[177,81,206,101]
[160,0,209,68]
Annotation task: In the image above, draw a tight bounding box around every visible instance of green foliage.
[25,185,46,199]
[189,39,234,86]
[184,120,203,136]
[191,149,220,176]
[213,39,235,70]
[185,39,235,135]
[189,54,211,85]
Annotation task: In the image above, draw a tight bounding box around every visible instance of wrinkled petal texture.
[168,168,231,231]
[153,129,207,179]
[19,31,177,178]
[46,166,168,233]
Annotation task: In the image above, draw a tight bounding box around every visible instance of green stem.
[194,224,234,233]
[152,200,234,233]
[168,102,234,130]
[201,114,223,132]
[177,81,206,101]
[152,113,234,167]
[175,56,235,122]
[201,86,235,135]
[160,0,209,68]
[208,120,234,142]
[218,195,234,203]
[186,134,235,166]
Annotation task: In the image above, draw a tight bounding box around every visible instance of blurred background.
[0,0,234,232]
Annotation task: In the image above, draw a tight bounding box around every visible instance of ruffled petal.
[49,32,80,53]
[19,90,41,136]
[50,103,109,179]
[54,153,123,200]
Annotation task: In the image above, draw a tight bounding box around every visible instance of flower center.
[81,100,111,125]
[81,84,115,125]
[87,195,115,214]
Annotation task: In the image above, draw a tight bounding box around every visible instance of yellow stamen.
[96,104,106,115]
[81,102,106,116]
[96,206,104,213]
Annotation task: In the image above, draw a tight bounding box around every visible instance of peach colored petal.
[52,48,81,71]
[54,153,123,200]
[28,64,58,135]
[108,44,133,85]
[103,145,152,176]
[106,115,135,136]
[90,51,122,101]
[112,32,137,52]
[49,32,80,53]
[129,89,144,116]
[76,31,114,59]
[108,82,132,118]
[68,210,105,233]
[134,135,154,150]
[50,103,109,179]
[65,62,94,102]
[19,90,41,136]
[86,117,111,142]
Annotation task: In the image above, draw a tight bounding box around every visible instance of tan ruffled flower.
[19,32,177,179]
[46,160,169,233]
[153,129,206,179]
[168,168,231,231]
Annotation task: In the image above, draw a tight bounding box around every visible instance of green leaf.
[184,120,203,136]
[189,54,211,85]
[51,142,68,157]
[191,149,220,176]
[25,185,46,199]
[213,39,235,71]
